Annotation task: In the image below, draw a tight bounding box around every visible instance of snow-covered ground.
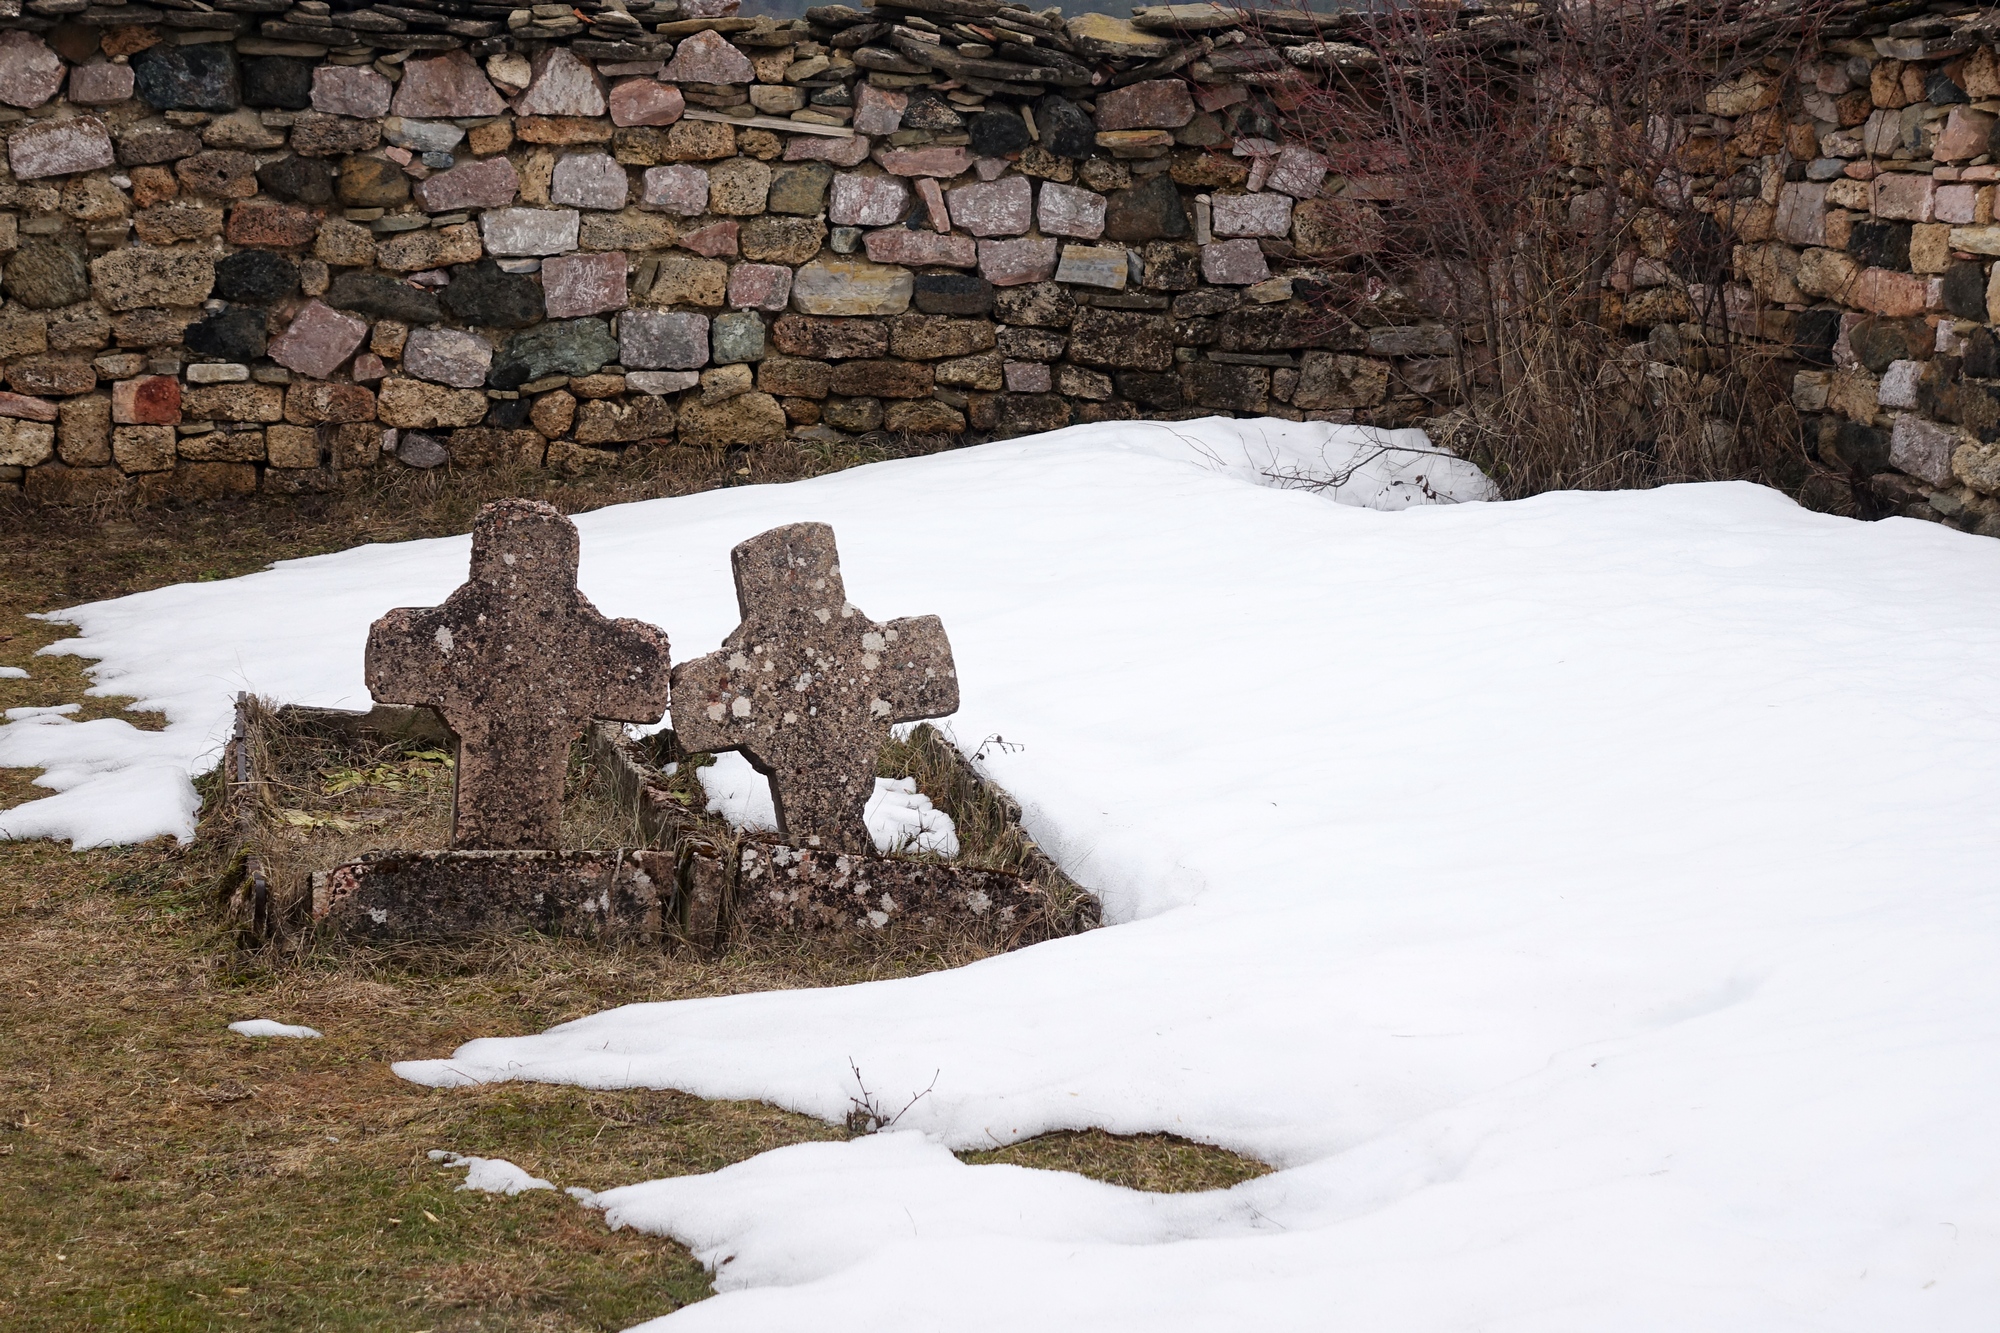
[6,417,2000,1329]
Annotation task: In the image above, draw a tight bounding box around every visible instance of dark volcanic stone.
[1037,95,1094,159]
[184,306,268,362]
[3,237,88,310]
[901,92,963,131]
[115,127,201,167]
[337,154,410,208]
[1964,325,1999,380]
[133,43,239,113]
[257,155,336,206]
[442,260,546,330]
[912,273,994,315]
[1943,261,1988,321]
[1926,69,1968,105]
[327,270,444,325]
[1847,220,1911,271]
[484,397,532,430]
[1115,369,1185,408]
[1793,306,1839,367]
[968,109,1031,157]
[213,250,300,306]
[1849,316,1929,373]
[1830,420,1890,473]
[242,56,312,110]
[1104,174,1190,243]
[488,319,619,389]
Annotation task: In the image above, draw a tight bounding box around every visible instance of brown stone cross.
[671,522,959,853]
[365,498,673,850]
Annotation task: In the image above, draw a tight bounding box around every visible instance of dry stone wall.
[0,0,1391,504]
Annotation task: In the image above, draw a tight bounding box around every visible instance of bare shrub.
[1257,0,1844,502]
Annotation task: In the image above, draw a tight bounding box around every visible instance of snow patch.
[0,666,27,679]
[427,1150,555,1195]
[228,1019,323,1039]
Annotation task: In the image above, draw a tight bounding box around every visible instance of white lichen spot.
[368,907,389,924]
[502,552,517,566]
[814,608,832,624]
[783,711,797,724]
[862,653,880,671]
[706,702,727,722]
[885,627,898,641]
[731,696,753,718]
[728,652,749,671]
[869,698,892,718]
[811,577,827,590]
[861,631,886,652]
[434,625,454,654]
[879,892,895,912]
[867,909,889,928]
[794,672,813,691]
[966,890,991,914]
[840,602,857,619]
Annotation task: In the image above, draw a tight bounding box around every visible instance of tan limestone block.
[56,393,109,465]
[111,423,174,472]
[1911,223,1952,274]
[530,389,576,438]
[378,223,484,272]
[184,382,285,423]
[315,218,378,267]
[647,254,729,306]
[376,377,490,430]
[266,423,322,469]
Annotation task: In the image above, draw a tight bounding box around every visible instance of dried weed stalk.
[1258,0,1844,501]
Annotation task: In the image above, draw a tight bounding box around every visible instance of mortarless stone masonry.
[0,0,1990,539]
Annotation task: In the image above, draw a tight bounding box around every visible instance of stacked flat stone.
[1,0,1991,538]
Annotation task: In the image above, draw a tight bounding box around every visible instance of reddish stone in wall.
[610,78,685,128]
[226,203,321,248]
[543,251,628,318]
[679,220,739,257]
[111,376,181,425]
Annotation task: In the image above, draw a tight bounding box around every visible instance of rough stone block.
[863,229,977,267]
[92,248,217,311]
[853,83,907,136]
[830,172,911,227]
[225,202,319,249]
[183,381,284,423]
[978,236,1058,287]
[516,48,606,119]
[68,63,135,108]
[773,314,888,359]
[1003,360,1051,393]
[267,300,369,379]
[414,155,521,212]
[1054,243,1129,290]
[792,258,912,316]
[9,117,115,180]
[551,152,630,210]
[391,51,505,120]
[757,355,830,398]
[110,375,181,425]
[1873,172,1936,223]
[1201,239,1270,286]
[283,381,376,425]
[663,119,737,162]
[1067,307,1174,371]
[663,29,755,85]
[543,251,628,319]
[621,310,709,370]
[710,310,766,364]
[405,328,495,389]
[728,262,793,312]
[1266,146,1328,200]
[740,215,827,265]
[992,281,1075,328]
[481,207,581,256]
[312,66,392,119]
[112,423,175,473]
[1890,412,1958,485]
[377,223,483,274]
[947,176,1032,237]
[1036,181,1107,240]
[641,163,711,215]
[610,78,685,128]
[878,145,970,178]
[574,395,677,444]
[1212,192,1293,238]
[767,162,833,217]
[376,377,490,430]
[676,390,787,446]
[784,133,872,168]
[648,253,729,306]
[913,273,994,315]
[1095,79,1195,131]
[1850,266,1929,317]
[828,359,932,398]
[707,157,772,215]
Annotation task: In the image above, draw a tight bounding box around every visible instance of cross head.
[671,522,959,853]
[365,498,673,850]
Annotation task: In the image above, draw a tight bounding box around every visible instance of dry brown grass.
[1,452,1266,1330]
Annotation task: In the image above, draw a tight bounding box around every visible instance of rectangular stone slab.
[312,848,678,941]
[733,840,1050,944]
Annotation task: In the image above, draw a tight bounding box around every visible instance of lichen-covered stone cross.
[672,522,959,852]
[365,498,672,850]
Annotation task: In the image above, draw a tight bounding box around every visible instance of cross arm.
[666,648,744,756]
[364,603,455,708]
[876,615,960,724]
[578,612,675,724]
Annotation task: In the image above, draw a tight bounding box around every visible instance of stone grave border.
[216,692,1097,953]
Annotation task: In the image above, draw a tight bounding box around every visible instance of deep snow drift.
[7,417,2000,1330]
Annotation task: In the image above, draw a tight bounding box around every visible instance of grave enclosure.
[220,498,1077,950]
